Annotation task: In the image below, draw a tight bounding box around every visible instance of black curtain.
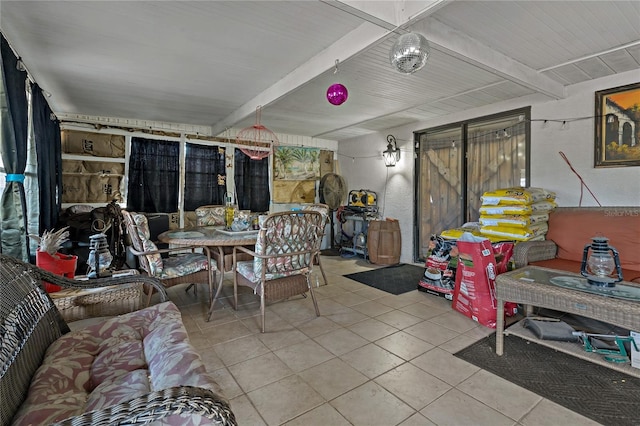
[184,143,226,211]
[32,83,62,232]
[1,33,29,260]
[127,137,179,213]
[234,148,270,212]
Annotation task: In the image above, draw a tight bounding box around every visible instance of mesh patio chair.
[122,210,217,307]
[232,211,324,332]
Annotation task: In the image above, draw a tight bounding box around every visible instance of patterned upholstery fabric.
[160,253,212,279]
[195,205,226,226]
[11,302,227,426]
[128,212,164,275]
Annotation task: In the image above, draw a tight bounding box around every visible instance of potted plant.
[30,227,77,292]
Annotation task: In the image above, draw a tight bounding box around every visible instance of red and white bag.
[451,233,516,328]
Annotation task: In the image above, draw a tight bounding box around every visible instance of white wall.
[338,70,640,264]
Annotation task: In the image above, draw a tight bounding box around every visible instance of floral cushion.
[130,212,164,276]
[159,253,216,279]
[236,260,308,287]
[195,205,226,226]
[11,302,225,426]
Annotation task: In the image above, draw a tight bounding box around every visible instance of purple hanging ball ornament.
[326,83,348,106]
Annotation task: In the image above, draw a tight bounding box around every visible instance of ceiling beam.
[210,1,450,136]
[415,18,566,100]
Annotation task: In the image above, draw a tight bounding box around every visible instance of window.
[234,148,270,213]
[414,108,530,260]
[127,137,180,213]
[184,142,226,211]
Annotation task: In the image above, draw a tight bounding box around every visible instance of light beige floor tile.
[428,309,479,333]
[375,363,452,410]
[411,347,480,386]
[420,388,515,426]
[519,399,602,426]
[247,375,324,426]
[228,352,294,393]
[350,299,395,317]
[298,358,368,400]
[268,298,319,324]
[376,293,418,309]
[274,339,335,372]
[456,369,542,422]
[399,301,449,320]
[197,347,226,372]
[340,343,405,379]
[294,315,342,338]
[398,412,437,426]
[314,284,349,299]
[375,331,435,361]
[403,320,459,346]
[438,333,480,354]
[284,403,351,426]
[333,278,369,292]
[330,291,369,307]
[196,319,252,346]
[313,327,368,356]
[325,307,368,327]
[258,327,309,351]
[375,309,423,329]
[315,297,351,315]
[352,285,389,300]
[229,394,267,426]
[331,381,415,426]
[419,294,454,309]
[213,334,271,366]
[209,366,243,399]
[348,317,398,341]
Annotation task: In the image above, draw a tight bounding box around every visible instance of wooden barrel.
[367,220,401,265]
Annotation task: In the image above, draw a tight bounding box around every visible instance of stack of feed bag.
[478,187,556,241]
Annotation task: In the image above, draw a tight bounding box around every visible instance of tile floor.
[165,256,601,426]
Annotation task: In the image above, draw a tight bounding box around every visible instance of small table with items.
[495,266,640,375]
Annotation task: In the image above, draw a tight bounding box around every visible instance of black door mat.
[454,333,640,426]
[344,263,424,295]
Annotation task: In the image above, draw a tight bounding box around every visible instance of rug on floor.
[344,263,424,295]
[454,333,640,426]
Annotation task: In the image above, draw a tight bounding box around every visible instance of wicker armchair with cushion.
[122,210,218,304]
[0,254,236,425]
[195,205,255,273]
[232,211,324,332]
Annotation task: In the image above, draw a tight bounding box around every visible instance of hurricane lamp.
[580,236,623,286]
[87,233,113,278]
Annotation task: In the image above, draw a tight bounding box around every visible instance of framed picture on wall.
[594,82,640,168]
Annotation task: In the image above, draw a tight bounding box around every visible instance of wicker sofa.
[513,206,640,283]
[0,254,236,425]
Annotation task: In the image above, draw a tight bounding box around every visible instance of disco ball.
[389,32,430,74]
[326,83,348,106]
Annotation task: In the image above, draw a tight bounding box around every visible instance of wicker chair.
[0,253,236,425]
[122,210,217,305]
[232,211,324,332]
[195,204,255,272]
[302,203,330,286]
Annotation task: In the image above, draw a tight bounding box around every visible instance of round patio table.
[158,226,258,320]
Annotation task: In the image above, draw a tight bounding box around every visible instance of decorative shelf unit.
[60,129,126,208]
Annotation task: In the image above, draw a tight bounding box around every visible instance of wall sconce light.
[383,135,401,167]
[580,236,623,287]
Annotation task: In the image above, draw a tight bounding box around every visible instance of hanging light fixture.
[236,106,279,160]
[389,32,430,74]
[383,135,401,167]
[326,59,348,106]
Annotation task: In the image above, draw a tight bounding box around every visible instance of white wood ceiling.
[2,1,639,141]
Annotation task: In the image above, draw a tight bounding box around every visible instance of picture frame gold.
[594,82,640,168]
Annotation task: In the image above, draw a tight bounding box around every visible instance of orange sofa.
[513,207,640,283]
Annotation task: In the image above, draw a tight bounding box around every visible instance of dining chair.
[302,203,330,286]
[195,204,254,272]
[232,211,324,332]
[122,210,217,307]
